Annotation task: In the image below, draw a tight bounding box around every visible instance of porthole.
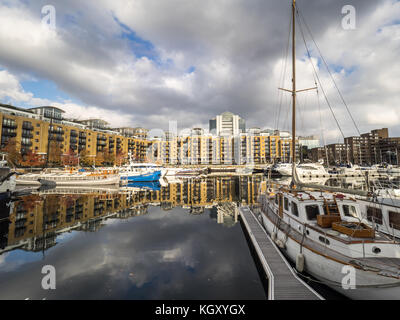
[319,236,330,245]
[372,247,381,254]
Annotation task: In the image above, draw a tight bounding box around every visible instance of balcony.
[2,130,17,137]
[22,122,34,130]
[21,141,33,147]
[79,132,87,138]
[70,138,78,144]
[97,141,107,146]
[49,127,64,135]
[70,131,78,137]
[2,121,17,129]
[22,132,34,139]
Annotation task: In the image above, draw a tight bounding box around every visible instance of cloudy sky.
[0,0,399,143]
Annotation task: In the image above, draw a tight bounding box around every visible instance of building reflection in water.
[0,175,266,256]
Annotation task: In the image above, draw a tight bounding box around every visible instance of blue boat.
[121,170,161,182]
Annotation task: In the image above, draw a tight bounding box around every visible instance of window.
[291,202,299,217]
[389,211,400,230]
[305,205,320,220]
[367,207,383,225]
[284,198,289,211]
[319,236,330,245]
[275,195,278,205]
[343,205,358,219]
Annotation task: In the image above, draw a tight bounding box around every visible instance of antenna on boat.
[279,0,317,188]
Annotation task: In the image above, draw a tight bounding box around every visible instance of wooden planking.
[240,206,324,300]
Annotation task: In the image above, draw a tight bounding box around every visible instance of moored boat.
[16,168,120,186]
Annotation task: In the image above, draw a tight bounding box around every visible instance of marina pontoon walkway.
[239,206,324,300]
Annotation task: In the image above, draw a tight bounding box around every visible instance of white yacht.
[16,168,120,186]
[260,189,400,299]
[271,162,327,177]
[117,152,179,178]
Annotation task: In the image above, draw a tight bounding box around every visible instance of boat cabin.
[269,190,375,239]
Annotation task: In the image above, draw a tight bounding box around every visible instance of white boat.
[16,169,120,186]
[260,190,400,299]
[271,162,327,177]
[339,164,385,176]
[118,162,163,176]
[388,166,400,175]
[297,162,328,176]
[117,152,177,178]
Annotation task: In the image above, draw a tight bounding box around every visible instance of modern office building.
[209,112,246,136]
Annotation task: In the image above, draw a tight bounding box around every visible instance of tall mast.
[279,0,316,185]
[291,0,297,183]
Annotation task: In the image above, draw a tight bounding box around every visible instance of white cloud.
[0,0,398,141]
[0,70,33,102]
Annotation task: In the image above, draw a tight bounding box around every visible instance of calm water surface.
[0,176,266,300]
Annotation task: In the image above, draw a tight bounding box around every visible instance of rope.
[296,7,361,136]
[296,8,346,140]
[274,13,292,131]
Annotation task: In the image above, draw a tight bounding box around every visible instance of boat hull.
[260,206,400,300]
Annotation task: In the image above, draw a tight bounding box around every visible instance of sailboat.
[259,0,400,300]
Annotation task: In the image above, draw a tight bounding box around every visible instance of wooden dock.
[239,206,324,300]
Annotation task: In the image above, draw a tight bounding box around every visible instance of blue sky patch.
[187,66,196,74]
[113,16,159,61]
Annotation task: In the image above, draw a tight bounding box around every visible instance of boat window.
[305,205,320,220]
[367,207,383,225]
[319,236,330,245]
[291,202,299,217]
[342,205,358,218]
[389,211,400,230]
[284,197,289,211]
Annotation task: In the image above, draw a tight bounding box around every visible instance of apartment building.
[309,128,399,165]
[0,104,150,166]
[148,129,300,165]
